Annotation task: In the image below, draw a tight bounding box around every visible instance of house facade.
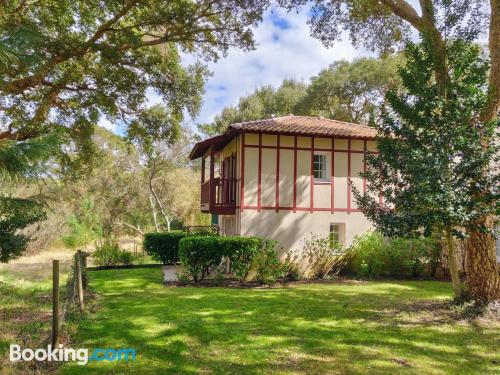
[189,115,379,256]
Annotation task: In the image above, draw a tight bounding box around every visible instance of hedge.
[178,236,225,282]
[143,231,187,265]
[348,232,441,278]
[178,235,283,283]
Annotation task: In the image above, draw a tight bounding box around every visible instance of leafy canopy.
[0,0,269,170]
[354,38,499,239]
[199,56,401,136]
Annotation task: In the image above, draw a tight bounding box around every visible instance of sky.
[100,5,375,134]
[194,6,374,125]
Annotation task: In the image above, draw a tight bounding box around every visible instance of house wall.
[218,132,377,255]
[240,133,377,215]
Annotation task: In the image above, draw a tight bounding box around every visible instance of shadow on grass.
[61,269,499,375]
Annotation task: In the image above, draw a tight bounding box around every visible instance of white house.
[189,115,382,258]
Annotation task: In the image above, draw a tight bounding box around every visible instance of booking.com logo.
[10,344,136,366]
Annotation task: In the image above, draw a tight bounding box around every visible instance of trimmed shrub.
[222,237,263,281]
[143,231,186,265]
[349,232,441,278]
[178,236,225,282]
[253,239,285,284]
[93,242,133,267]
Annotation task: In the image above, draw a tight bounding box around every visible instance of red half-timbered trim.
[201,156,206,183]
[241,205,362,213]
[310,137,314,213]
[229,132,378,216]
[347,138,351,214]
[331,138,335,213]
[209,144,215,212]
[257,133,262,212]
[243,144,369,154]
[293,135,297,213]
[276,134,280,212]
[363,140,367,195]
[240,132,245,213]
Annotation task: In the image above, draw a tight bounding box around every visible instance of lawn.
[0,248,73,374]
[60,268,499,375]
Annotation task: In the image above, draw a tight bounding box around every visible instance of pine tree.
[354,38,499,299]
[0,133,60,262]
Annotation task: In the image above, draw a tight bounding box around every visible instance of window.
[313,153,328,181]
[329,223,345,248]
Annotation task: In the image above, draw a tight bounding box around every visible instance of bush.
[143,231,187,265]
[222,237,262,281]
[253,239,285,284]
[349,232,441,278]
[303,233,348,278]
[93,242,133,267]
[178,236,225,282]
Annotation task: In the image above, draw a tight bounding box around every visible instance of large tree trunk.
[465,215,500,301]
[463,0,500,302]
[445,228,462,297]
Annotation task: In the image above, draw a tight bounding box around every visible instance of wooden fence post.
[76,250,85,312]
[51,260,59,347]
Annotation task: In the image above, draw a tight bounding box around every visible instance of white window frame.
[329,223,345,249]
[313,152,329,182]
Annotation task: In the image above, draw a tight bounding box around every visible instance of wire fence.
[50,250,88,347]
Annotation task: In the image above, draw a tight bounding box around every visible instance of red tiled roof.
[189,115,376,159]
[229,115,376,138]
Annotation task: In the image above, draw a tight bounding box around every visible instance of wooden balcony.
[200,177,236,215]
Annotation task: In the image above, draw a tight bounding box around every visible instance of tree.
[0,133,60,262]
[296,56,402,124]
[128,104,196,232]
[0,0,269,168]
[198,79,307,136]
[354,39,497,298]
[283,0,500,301]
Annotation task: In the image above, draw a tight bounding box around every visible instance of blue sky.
[100,5,374,134]
[194,6,373,126]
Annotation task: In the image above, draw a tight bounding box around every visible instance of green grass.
[60,268,500,375]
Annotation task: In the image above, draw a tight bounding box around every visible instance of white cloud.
[143,6,374,132]
[98,117,117,133]
[192,6,374,126]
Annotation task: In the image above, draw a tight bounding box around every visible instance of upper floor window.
[313,153,329,182]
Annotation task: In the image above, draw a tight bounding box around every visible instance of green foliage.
[62,198,102,248]
[200,57,401,136]
[302,233,348,278]
[297,56,402,124]
[178,236,225,283]
[178,235,284,284]
[0,197,46,263]
[354,38,498,239]
[280,0,486,55]
[143,231,186,265]
[0,133,61,262]
[253,239,285,285]
[348,232,441,279]
[198,79,307,136]
[92,242,133,267]
[221,237,263,281]
[0,1,268,172]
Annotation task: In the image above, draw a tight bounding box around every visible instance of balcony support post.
[209,144,215,212]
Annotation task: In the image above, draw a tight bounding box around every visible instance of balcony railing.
[200,177,236,215]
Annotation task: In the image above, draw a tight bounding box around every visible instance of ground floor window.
[329,223,345,248]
